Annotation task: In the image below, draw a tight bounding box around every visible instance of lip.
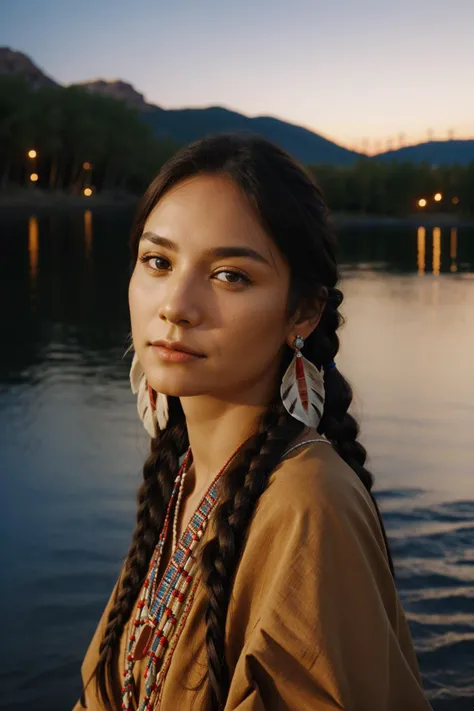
[150,340,206,359]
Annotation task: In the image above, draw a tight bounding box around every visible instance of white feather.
[129,351,143,395]
[136,369,158,438]
[129,351,167,437]
[280,353,325,428]
[156,392,169,430]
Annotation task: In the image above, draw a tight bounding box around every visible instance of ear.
[286,291,327,346]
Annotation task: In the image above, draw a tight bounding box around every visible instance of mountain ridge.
[1,47,473,166]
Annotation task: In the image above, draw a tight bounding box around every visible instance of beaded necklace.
[121,441,247,711]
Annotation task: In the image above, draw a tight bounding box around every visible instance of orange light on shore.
[28,149,37,159]
[83,162,92,170]
[84,187,93,197]
[452,197,460,205]
[434,192,442,202]
[418,198,427,208]
[30,173,39,182]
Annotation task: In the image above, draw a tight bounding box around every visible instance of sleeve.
[224,471,433,711]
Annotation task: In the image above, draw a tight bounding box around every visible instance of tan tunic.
[73,439,432,710]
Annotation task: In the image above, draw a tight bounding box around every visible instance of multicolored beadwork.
[121,442,246,711]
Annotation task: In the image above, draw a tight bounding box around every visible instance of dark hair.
[86,132,394,711]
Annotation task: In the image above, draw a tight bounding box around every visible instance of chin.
[148,377,205,398]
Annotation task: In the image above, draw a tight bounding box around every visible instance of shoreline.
[0,189,138,212]
[332,212,474,228]
[1,190,473,227]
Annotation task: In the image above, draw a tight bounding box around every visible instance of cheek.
[128,272,152,334]
[226,291,287,358]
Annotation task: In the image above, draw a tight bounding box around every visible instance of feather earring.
[280,335,325,428]
[129,350,169,437]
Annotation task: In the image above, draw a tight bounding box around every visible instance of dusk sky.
[2,0,473,151]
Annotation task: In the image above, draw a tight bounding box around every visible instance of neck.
[180,396,266,491]
[178,363,283,496]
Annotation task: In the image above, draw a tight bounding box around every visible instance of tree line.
[309,161,474,216]
[0,75,178,194]
[1,75,473,215]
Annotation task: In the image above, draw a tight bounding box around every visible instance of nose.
[158,271,201,327]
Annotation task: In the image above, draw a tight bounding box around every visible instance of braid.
[311,286,395,576]
[200,400,304,710]
[82,396,188,711]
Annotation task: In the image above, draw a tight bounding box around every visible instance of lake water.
[0,210,473,710]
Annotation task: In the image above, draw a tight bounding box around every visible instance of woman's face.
[129,173,293,404]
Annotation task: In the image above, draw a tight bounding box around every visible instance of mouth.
[150,340,206,358]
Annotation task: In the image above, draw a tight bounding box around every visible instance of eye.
[213,269,251,286]
[139,255,170,272]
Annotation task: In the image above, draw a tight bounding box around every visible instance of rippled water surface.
[1,211,473,710]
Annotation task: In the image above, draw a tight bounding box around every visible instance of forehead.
[143,174,279,263]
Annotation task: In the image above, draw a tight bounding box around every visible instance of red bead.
[186,575,192,583]
[127,654,133,662]
[160,636,168,647]
[144,580,149,588]
[133,620,140,627]
[130,634,136,641]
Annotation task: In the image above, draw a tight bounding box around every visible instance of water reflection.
[433,227,441,277]
[28,215,39,292]
[417,226,456,277]
[84,209,93,261]
[417,226,426,275]
[340,223,473,276]
[450,228,458,274]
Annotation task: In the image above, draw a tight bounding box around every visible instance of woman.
[74,133,432,711]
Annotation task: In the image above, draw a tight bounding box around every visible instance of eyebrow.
[140,231,271,267]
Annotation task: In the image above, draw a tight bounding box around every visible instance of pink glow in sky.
[2,0,473,150]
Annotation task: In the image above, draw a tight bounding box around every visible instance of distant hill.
[375,140,474,166]
[1,47,472,167]
[0,47,361,166]
[75,79,151,112]
[0,47,58,89]
[140,105,360,166]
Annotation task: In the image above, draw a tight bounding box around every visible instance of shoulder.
[227,438,397,660]
[244,437,392,581]
[258,439,383,544]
